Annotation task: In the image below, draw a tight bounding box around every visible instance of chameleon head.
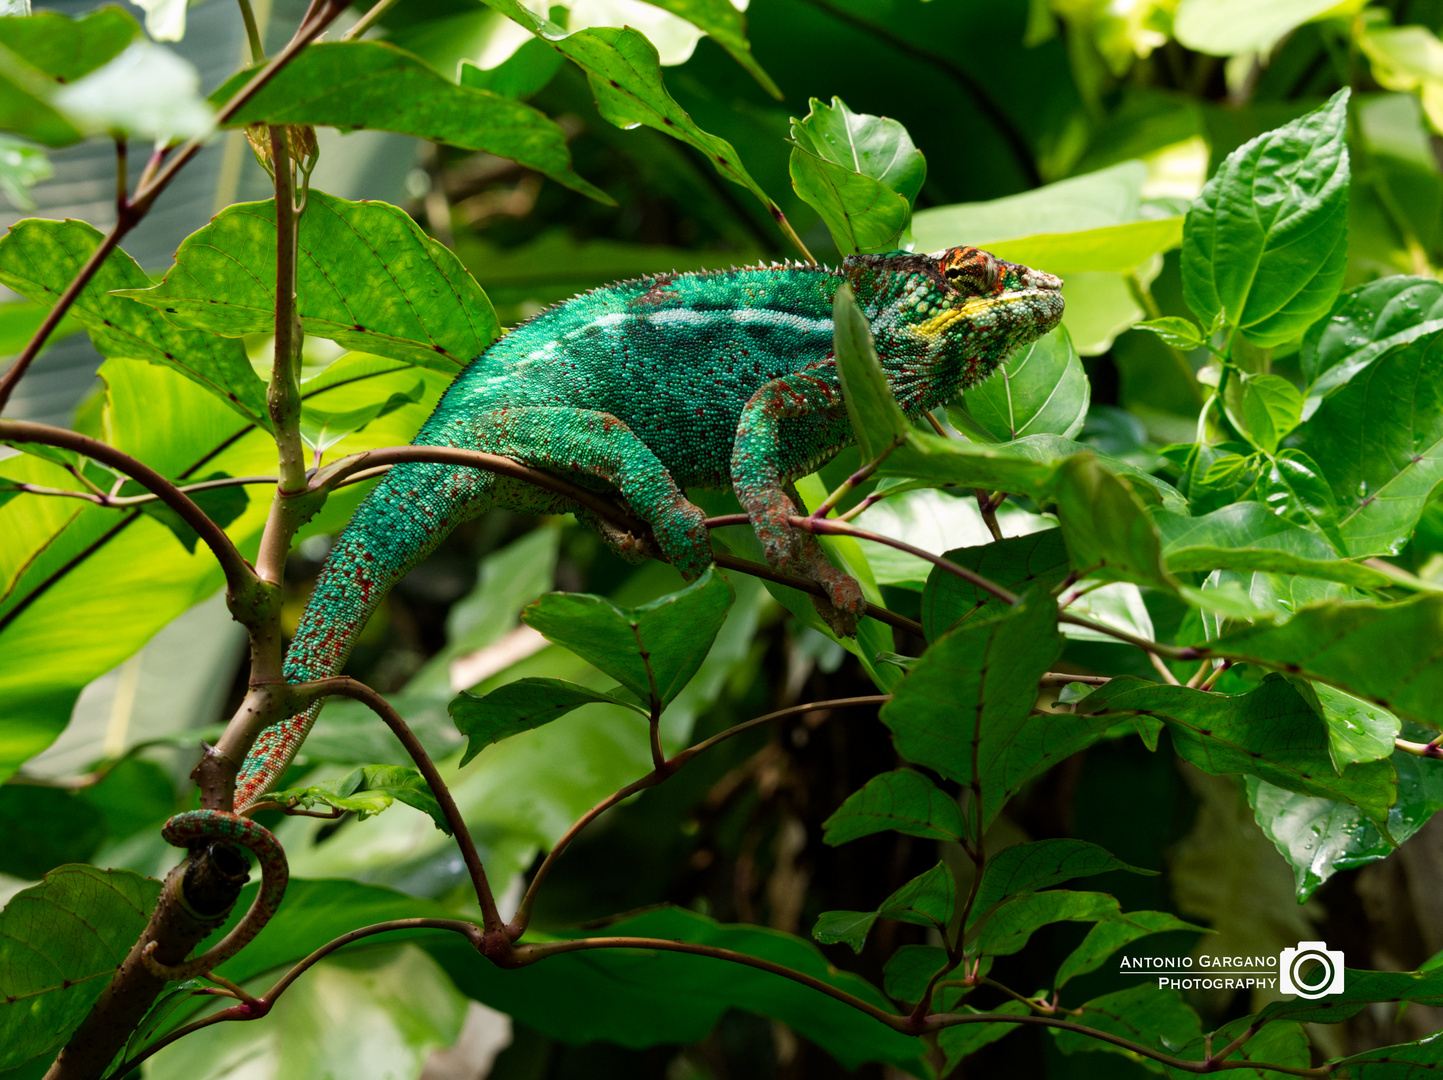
[843,245,1065,408]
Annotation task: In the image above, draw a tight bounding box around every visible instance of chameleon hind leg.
[476,406,712,577]
[730,368,865,637]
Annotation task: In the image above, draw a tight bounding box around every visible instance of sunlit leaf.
[450,677,642,765]
[963,325,1089,441]
[1301,274,1443,406]
[267,764,451,834]
[1237,373,1303,455]
[0,7,139,82]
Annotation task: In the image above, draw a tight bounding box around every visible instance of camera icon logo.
[1279,942,1346,999]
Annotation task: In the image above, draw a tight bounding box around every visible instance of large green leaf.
[450,677,642,765]
[973,890,1123,957]
[1330,1036,1443,1077]
[0,866,161,1069]
[0,219,268,428]
[0,7,139,83]
[1054,453,1173,590]
[1077,675,1398,827]
[147,945,467,1080]
[1248,730,1443,901]
[1055,910,1205,989]
[821,768,964,845]
[0,355,447,782]
[1155,502,1390,589]
[880,590,1070,827]
[1255,968,1443,1025]
[1173,0,1341,56]
[1294,330,1443,558]
[962,326,1089,441]
[970,838,1155,922]
[1051,985,1202,1074]
[210,42,607,202]
[1161,1015,1311,1080]
[1181,90,1350,347]
[920,528,1071,642]
[789,96,923,254]
[522,568,733,708]
[1301,275,1443,404]
[117,192,500,374]
[833,282,909,461]
[176,878,925,1075]
[1200,594,1443,729]
[478,3,788,229]
[0,52,81,148]
[936,999,1029,1072]
[1237,373,1304,455]
[985,217,1184,275]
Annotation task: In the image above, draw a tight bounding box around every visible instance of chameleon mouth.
[917,283,1065,339]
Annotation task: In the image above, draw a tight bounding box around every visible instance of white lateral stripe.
[563,306,837,337]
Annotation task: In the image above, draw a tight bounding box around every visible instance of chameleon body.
[234,247,1063,810]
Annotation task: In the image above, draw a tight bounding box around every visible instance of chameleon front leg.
[478,406,713,577]
[730,369,865,636]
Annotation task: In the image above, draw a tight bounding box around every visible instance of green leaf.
[970,838,1156,923]
[118,191,499,375]
[1309,682,1401,769]
[146,944,467,1080]
[450,677,643,766]
[986,217,1184,275]
[50,42,213,144]
[0,7,139,83]
[963,325,1089,441]
[789,145,910,255]
[210,42,608,202]
[1330,1035,1443,1077]
[821,767,963,845]
[635,0,780,97]
[0,52,81,148]
[124,472,250,554]
[1237,373,1304,455]
[1173,0,1341,55]
[1161,1016,1311,1080]
[0,866,161,1068]
[522,568,733,707]
[1135,316,1205,351]
[1054,453,1174,590]
[478,4,787,228]
[268,764,451,834]
[920,528,1071,642]
[936,999,1029,1072]
[814,863,956,954]
[788,96,925,254]
[0,300,80,354]
[1294,329,1443,558]
[1248,727,1443,901]
[1078,674,1398,828]
[1051,985,1202,1073]
[457,41,562,100]
[880,429,1062,497]
[1056,910,1206,989]
[1301,275,1443,404]
[0,135,50,211]
[1200,593,1443,730]
[833,282,910,461]
[1181,90,1350,347]
[881,589,1071,828]
[882,944,950,1004]
[1156,502,1390,589]
[791,96,926,208]
[298,380,424,453]
[974,890,1120,957]
[0,786,106,878]
[1257,448,1346,550]
[0,219,268,429]
[1256,968,1443,1025]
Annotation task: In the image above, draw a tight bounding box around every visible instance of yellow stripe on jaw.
[915,293,1018,340]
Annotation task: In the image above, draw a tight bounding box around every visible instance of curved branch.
[0,419,256,597]
[287,677,506,936]
[111,918,481,1076]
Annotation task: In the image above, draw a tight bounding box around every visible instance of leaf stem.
[342,0,401,40]
[289,677,506,935]
[237,0,267,62]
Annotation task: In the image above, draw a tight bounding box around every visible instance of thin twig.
[342,0,401,39]
[974,488,1003,541]
[291,677,505,934]
[0,420,255,597]
[1148,652,1181,686]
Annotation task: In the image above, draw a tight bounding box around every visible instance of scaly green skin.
[233,247,1063,810]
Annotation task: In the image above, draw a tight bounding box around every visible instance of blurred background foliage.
[10,0,1443,1076]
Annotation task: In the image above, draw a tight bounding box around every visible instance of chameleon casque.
[232,246,1064,811]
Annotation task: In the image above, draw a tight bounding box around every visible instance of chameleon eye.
[942,250,1001,294]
